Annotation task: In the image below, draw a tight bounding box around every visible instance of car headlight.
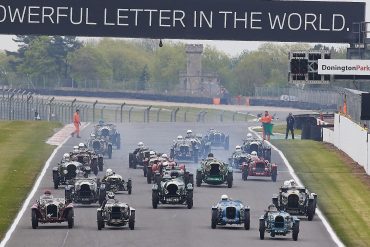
[63,170,68,175]
[164,188,168,194]
[299,194,305,205]
[282,196,288,205]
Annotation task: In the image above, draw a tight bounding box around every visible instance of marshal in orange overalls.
[260,112,272,141]
[71,109,81,138]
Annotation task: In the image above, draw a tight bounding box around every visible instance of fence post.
[48,97,55,121]
[202,111,207,122]
[157,108,162,122]
[100,106,105,121]
[26,94,32,120]
[128,107,134,122]
[120,103,125,123]
[93,100,98,123]
[220,111,224,122]
[8,94,14,120]
[146,105,152,123]
[174,107,179,122]
[197,111,203,122]
[184,111,188,122]
[232,112,238,122]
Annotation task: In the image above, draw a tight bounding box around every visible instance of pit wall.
[322,114,369,174]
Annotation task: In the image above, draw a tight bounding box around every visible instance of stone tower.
[185,44,203,92]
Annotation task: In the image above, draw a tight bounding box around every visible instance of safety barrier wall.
[323,114,369,174]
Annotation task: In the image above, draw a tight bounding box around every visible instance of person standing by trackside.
[285,112,295,140]
[71,109,81,138]
[260,110,273,141]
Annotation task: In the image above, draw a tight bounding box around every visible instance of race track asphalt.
[5,121,336,247]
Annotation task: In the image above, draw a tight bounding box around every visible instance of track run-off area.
[3,120,337,247]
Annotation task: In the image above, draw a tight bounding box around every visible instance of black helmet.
[208,153,214,158]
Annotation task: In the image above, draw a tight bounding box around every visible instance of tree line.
[0,36,346,96]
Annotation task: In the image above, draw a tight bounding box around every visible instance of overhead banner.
[318,59,370,75]
[0,0,365,42]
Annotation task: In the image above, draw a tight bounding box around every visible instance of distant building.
[178,44,220,97]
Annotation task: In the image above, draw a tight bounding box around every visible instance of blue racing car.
[211,195,250,230]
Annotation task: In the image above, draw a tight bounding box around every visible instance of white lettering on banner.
[0,5,354,33]
[318,59,370,75]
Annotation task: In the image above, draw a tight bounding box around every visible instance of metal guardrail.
[0,88,250,124]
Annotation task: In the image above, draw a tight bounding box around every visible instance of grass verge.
[272,140,370,247]
[0,121,61,241]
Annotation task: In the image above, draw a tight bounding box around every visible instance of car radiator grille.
[255,163,265,173]
[288,194,299,208]
[226,207,236,219]
[66,165,77,179]
[274,215,285,228]
[210,164,220,176]
[80,184,92,198]
[46,204,58,218]
[111,207,121,219]
[166,184,178,196]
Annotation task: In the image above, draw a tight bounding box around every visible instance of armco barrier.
[323,114,369,174]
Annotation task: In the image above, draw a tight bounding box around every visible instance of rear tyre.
[271,169,277,182]
[31,210,38,229]
[108,146,112,159]
[186,191,193,209]
[99,188,106,206]
[129,215,135,230]
[242,168,248,181]
[127,180,132,195]
[129,153,134,168]
[147,168,152,184]
[67,209,74,229]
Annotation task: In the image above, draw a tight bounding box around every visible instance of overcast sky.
[0,0,368,57]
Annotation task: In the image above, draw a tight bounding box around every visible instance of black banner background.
[0,0,365,43]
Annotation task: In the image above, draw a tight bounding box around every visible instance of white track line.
[0,123,90,247]
[248,126,345,247]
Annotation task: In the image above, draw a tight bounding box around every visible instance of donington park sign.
[0,0,365,43]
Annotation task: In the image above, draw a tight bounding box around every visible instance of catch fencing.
[0,88,250,124]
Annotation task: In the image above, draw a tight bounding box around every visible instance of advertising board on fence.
[0,0,365,42]
[318,59,370,75]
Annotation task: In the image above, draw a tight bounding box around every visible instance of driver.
[264,203,278,219]
[246,133,253,141]
[101,191,118,209]
[206,153,215,160]
[73,145,79,153]
[40,190,53,201]
[220,194,229,201]
[78,143,86,150]
[62,153,70,162]
[134,142,145,155]
[185,130,194,139]
[233,145,242,156]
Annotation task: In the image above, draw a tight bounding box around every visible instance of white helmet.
[283,180,290,187]
[78,143,85,149]
[73,145,78,151]
[177,135,183,141]
[63,153,70,161]
[162,161,168,167]
[106,168,113,176]
[251,151,257,156]
[161,153,168,159]
[149,151,156,156]
[235,145,241,152]
[247,133,253,139]
[289,179,296,187]
[138,142,144,148]
[90,133,96,138]
[221,194,229,201]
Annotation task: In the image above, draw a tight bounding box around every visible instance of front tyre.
[31,210,38,229]
[97,211,104,230]
[67,209,74,229]
[244,209,250,230]
[211,210,218,229]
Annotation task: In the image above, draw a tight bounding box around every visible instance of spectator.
[71,109,81,138]
[260,111,273,141]
[285,112,295,139]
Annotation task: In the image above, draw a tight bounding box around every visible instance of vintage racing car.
[211,195,250,230]
[97,193,135,230]
[87,135,113,159]
[31,192,74,229]
[102,170,132,195]
[170,136,199,163]
[196,155,233,188]
[203,128,229,150]
[94,122,121,149]
[272,180,317,221]
[241,155,277,182]
[259,204,300,241]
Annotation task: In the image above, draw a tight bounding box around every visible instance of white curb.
[248,126,345,247]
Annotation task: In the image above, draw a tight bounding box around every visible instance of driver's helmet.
[138,142,144,148]
[90,133,96,138]
[42,190,53,200]
[251,151,258,157]
[221,194,229,201]
[107,191,115,200]
[186,130,193,137]
[207,153,214,158]
[78,143,85,149]
[106,168,113,177]
[149,151,156,157]
[99,120,104,125]
[63,153,70,161]
[177,135,184,141]
[161,153,168,159]
[289,179,297,187]
[283,180,290,187]
[246,133,253,140]
[235,145,242,152]
[73,146,79,152]
[162,161,168,167]
[268,204,278,212]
